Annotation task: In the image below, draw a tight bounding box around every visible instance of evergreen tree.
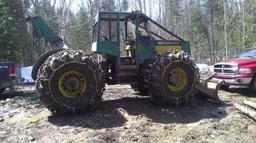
[0,0,30,65]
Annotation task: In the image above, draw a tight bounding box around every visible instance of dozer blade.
[195,74,224,104]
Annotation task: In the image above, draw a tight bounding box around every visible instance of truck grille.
[214,64,238,74]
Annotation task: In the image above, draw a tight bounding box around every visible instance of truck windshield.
[236,49,256,58]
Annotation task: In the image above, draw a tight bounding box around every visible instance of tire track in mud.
[0,85,255,143]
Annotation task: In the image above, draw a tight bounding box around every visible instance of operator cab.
[92,11,190,83]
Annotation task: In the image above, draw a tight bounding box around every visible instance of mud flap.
[195,74,224,104]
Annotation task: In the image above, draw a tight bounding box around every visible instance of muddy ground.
[0,84,256,143]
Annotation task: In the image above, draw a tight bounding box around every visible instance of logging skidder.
[28,11,223,114]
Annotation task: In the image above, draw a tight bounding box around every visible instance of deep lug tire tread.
[32,48,65,80]
[149,51,200,107]
[131,59,154,96]
[36,50,105,114]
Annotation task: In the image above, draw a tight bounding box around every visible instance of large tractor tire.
[132,59,154,96]
[32,48,65,80]
[36,50,105,114]
[149,51,200,107]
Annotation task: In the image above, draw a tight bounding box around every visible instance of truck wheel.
[250,75,256,94]
[36,50,105,114]
[149,51,199,107]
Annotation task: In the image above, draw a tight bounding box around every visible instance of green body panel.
[137,41,156,64]
[31,16,62,43]
[137,40,190,64]
[182,41,191,55]
[96,41,119,57]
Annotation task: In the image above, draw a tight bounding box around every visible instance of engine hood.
[223,58,256,68]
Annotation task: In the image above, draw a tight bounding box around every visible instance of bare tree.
[57,0,72,38]
[223,0,228,59]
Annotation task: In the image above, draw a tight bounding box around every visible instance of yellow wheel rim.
[58,71,87,98]
[167,68,188,92]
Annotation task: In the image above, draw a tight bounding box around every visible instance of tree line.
[0,0,255,66]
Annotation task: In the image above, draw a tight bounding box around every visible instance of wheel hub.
[167,68,188,92]
[64,77,80,92]
[58,71,87,98]
[169,74,180,84]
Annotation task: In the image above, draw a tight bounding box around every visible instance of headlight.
[238,68,252,74]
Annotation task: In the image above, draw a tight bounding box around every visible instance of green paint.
[92,12,191,65]
[97,41,118,56]
[182,41,191,55]
[137,41,156,64]
[32,17,61,43]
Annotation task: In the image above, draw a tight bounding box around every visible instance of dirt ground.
[0,84,256,143]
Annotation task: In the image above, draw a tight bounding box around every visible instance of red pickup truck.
[212,48,256,93]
